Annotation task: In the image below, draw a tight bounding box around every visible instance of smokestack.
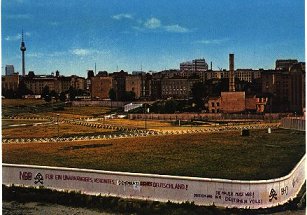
[210,61,212,70]
[229,54,235,92]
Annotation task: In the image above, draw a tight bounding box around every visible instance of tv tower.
[20,30,27,77]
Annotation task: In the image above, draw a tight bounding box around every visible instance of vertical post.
[57,114,60,138]
[144,104,147,129]
[144,104,149,129]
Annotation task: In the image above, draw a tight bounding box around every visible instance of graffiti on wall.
[194,190,263,205]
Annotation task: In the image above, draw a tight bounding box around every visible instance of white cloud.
[194,39,228,45]
[144,17,161,29]
[70,48,109,57]
[112,13,133,20]
[71,48,91,56]
[5,34,21,41]
[4,32,31,41]
[164,24,189,33]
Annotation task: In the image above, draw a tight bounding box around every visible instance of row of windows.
[211,102,220,107]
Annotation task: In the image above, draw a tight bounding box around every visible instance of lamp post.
[144,104,149,129]
[56,114,60,138]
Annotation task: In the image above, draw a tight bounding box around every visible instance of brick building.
[161,77,199,99]
[289,62,305,113]
[2,73,19,92]
[125,75,142,99]
[276,59,298,71]
[91,76,114,99]
[261,69,290,112]
[112,70,128,100]
[70,75,86,90]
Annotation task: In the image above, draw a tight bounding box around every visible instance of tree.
[50,90,59,102]
[191,82,207,110]
[17,80,32,98]
[123,91,136,101]
[68,86,76,101]
[59,92,66,102]
[108,88,116,101]
[164,99,179,113]
[42,85,50,99]
[44,95,52,102]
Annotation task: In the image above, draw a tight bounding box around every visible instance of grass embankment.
[2,122,114,138]
[103,118,173,129]
[2,99,47,107]
[3,129,305,180]
[45,106,112,118]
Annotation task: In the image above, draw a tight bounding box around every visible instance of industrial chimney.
[229,53,235,92]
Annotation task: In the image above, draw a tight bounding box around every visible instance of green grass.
[3,129,305,180]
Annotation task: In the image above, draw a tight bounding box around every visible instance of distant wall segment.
[128,113,287,121]
[280,117,305,131]
[3,155,305,209]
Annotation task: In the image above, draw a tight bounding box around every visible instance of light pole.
[144,104,149,129]
[57,114,60,138]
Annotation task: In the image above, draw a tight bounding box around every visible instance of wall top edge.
[3,154,305,184]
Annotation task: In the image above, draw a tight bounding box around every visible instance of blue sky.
[2,0,305,77]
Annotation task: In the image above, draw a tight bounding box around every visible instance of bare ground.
[2,201,114,215]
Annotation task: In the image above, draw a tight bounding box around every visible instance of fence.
[280,117,305,131]
[3,155,305,209]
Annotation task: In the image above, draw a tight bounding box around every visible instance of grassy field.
[103,118,173,129]
[3,129,305,180]
[2,99,47,107]
[51,106,112,118]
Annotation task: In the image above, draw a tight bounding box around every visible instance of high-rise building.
[20,30,26,77]
[275,59,298,71]
[192,59,208,72]
[5,65,15,76]
[180,58,208,72]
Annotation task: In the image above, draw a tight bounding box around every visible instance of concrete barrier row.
[2,123,280,144]
[3,155,305,209]
[2,131,162,144]
[3,116,50,121]
[68,120,151,134]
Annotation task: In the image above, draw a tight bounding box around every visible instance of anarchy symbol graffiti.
[269,188,277,202]
[34,173,44,185]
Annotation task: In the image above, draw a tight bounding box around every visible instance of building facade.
[91,76,114,99]
[125,75,142,99]
[5,65,15,76]
[161,77,199,99]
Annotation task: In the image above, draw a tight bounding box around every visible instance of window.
[217,102,220,106]
[212,102,215,107]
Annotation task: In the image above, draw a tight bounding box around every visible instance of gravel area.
[2,201,114,215]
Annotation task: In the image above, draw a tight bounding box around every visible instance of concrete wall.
[3,155,305,209]
[280,117,305,131]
